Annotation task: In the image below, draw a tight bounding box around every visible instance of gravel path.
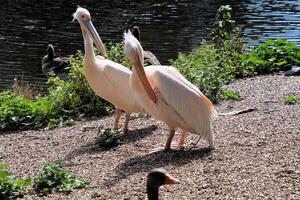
[1,74,299,199]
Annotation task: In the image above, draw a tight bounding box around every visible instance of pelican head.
[73,7,107,58]
[123,30,144,64]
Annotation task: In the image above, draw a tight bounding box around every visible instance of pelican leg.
[208,133,215,149]
[114,108,121,129]
[149,129,176,153]
[164,129,175,150]
[123,112,130,134]
[178,129,186,147]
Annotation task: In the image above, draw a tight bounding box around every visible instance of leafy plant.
[33,161,88,196]
[240,39,300,76]
[171,42,224,103]
[219,88,240,100]
[47,50,111,118]
[95,128,125,150]
[208,5,243,47]
[0,91,54,131]
[284,95,299,105]
[91,189,102,198]
[0,163,31,200]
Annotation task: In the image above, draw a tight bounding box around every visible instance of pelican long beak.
[164,173,180,185]
[133,52,157,104]
[84,20,108,58]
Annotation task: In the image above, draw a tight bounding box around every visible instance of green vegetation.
[171,5,245,102]
[33,161,88,196]
[106,42,132,68]
[240,38,300,76]
[46,51,110,124]
[1,5,299,131]
[95,128,125,150]
[0,91,54,130]
[0,163,31,200]
[91,189,102,198]
[284,95,299,105]
[171,5,299,102]
[0,161,87,198]
[219,88,240,100]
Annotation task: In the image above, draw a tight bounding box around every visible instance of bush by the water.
[171,5,300,102]
[0,163,31,200]
[171,5,245,102]
[240,38,300,76]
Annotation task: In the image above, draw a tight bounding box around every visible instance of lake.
[0,0,299,91]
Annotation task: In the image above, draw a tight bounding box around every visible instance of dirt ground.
[0,74,299,200]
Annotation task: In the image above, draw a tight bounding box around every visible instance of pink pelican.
[124,31,217,151]
[73,8,144,133]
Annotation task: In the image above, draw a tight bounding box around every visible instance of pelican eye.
[82,15,85,18]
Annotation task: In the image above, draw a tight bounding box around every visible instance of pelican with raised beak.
[73,7,145,133]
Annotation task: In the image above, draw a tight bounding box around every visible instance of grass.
[12,77,34,100]
[284,95,299,105]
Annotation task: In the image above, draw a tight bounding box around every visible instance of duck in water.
[41,44,70,79]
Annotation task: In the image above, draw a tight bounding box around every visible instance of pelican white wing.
[148,65,216,138]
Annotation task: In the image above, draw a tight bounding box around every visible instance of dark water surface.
[0,0,299,91]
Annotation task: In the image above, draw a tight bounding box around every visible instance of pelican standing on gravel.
[124,31,217,151]
[73,7,144,133]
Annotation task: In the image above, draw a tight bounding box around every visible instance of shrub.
[46,50,110,119]
[208,5,242,46]
[106,42,132,68]
[240,39,300,76]
[0,163,31,200]
[33,161,87,196]
[170,5,245,102]
[0,91,54,131]
[171,42,223,103]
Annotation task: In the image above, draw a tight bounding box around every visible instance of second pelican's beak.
[84,20,108,58]
[133,52,157,104]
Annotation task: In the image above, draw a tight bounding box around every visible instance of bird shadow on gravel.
[104,147,212,187]
[64,125,157,162]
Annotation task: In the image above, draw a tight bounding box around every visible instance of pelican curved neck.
[82,30,96,64]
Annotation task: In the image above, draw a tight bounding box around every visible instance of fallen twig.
[218,108,257,116]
